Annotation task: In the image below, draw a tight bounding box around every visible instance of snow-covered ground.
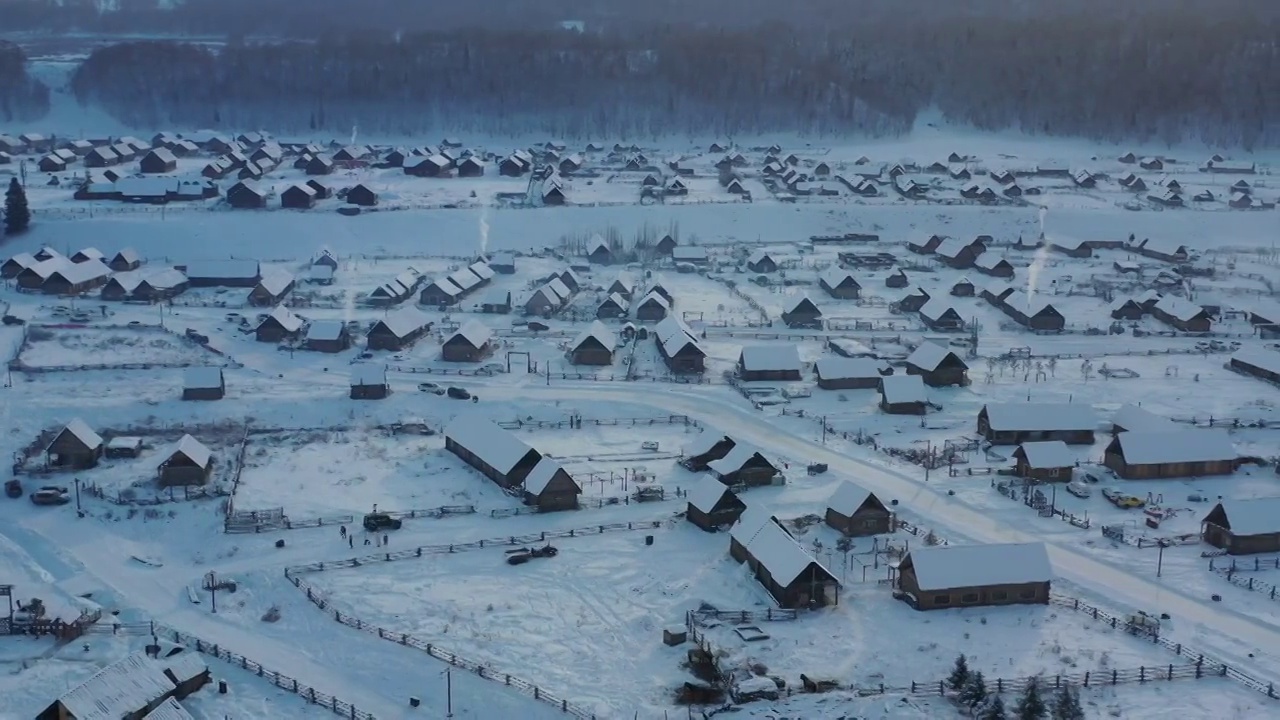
[3,126,1280,719]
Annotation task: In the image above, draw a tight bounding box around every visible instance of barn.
[248,273,295,307]
[1201,498,1280,555]
[349,365,390,400]
[1103,429,1236,479]
[686,474,747,531]
[254,305,304,343]
[738,345,802,382]
[445,415,543,489]
[182,367,225,401]
[1012,441,1074,482]
[729,506,840,608]
[569,322,616,365]
[366,307,431,350]
[896,542,1052,611]
[42,260,112,296]
[904,342,969,387]
[708,444,779,487]
[158,434,215,487]
[780,296,823,329]
[441,321,494,362]
[814,357,887,390]
[819,266,861,299]
[879,374,928,415]
[182,260,261,288]
[824,481,893,536]
[304,320,351,353]
[45,419,103,469]
[1229,348,1280,385]
[977,403,1097,445]
[520,457,582,511]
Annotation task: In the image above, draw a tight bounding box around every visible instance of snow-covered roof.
[184,259,259,280]
[1110,404,1176,433]
[350,364,387,386]
[1154,295,1207,323]
[523,457,576,495]
[145,147,177,165]
[708,442,771,476]
[447,269,482,292]
[308,264,335,281]
[447,320,492,349]
[905,341,959,372]
[306,319,345,341]
[982,403,1096,432]
[74,247,105,261]
[783,294,819,315]
[142,697,196,720]
[183,366,222,390]
[730,504,781,547]
[671,246,708,261]
[688,474,735,513]
[489,252,515,266]
[376,306,429,338]
[480,287,511,306]
[22,257,71,280]
[4,252,36,269]
[820,266,857,289]
[746,249,774,265]
[588,234,610,254]
[1113,429,1236,466]
[684,430,733,458]
[446,415,538,473]
[425,277,462,297]
[1015,440,1074,469]
[1232,347,1280,377]
[826,480,876,518]
[739,345,802,372]
[468,262,495,281]
[255,272,294,297]
[261,304,303,333]
[815,357,885,380]
[171,434,212,469]
[880,374,926,404]
[546,277,572,300]
[918,297,959,323]
[634,291,671,310]
[107,271,146,293]
[609,274,635,293]
[1210,497,1280,537]
[934,237,976,259]
[905,542,1052,591]
[50,259,111,286]
[973,254,1011,271]
[56,652,178,720]
[572,321,616,353]
[1001,290,1057,318]
[59,418,103,450]
[106,436,142,451]
[732,505,835,587]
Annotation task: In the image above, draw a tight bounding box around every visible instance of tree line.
[65,8,1280,147]
[0,41,49,123]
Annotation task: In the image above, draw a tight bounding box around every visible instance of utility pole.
[1157,541,1167,578]
[445,668,453,718]
[208,572,217,614]
[74,478,81,514]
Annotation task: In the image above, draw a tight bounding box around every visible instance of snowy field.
[16,326,216,368]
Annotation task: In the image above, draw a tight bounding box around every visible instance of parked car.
[447,386,471,400]
[362,512,402,532]
[5,479,22,498]
[30,488,70,506]
[417,382,440,391]
[2,315,25,326]
[1066,480,1091,498]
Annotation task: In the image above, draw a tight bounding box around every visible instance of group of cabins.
[418,261,497,307]
[3,247,149,297]
[681,431,781,488]
[37,650,211,720]
[444,416,582,511]
[42,419,216,487]
[75,177,220,204]
[1108,291,1213,332]
[525,268,582,316]
[977,284,1067,332]
[812,356,927,414]
[368,267,425,306]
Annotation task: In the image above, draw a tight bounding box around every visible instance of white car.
[1066,480,1091,498]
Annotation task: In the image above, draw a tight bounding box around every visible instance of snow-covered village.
[3,6,1280,720]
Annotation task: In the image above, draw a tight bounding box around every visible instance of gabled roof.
[918,297,960,323]
[1208,498,1280,537]
[467,262,495,281]
[446,415,538,473]
[4,252,36,270]
[183,366,222,390]
[141,697,196,720]
[826,480,879,518]
[904,542,1051,591]
[708,442,772,476]
[260,304,303,333]
[739,345,802,372]
[815,357,886,380]
[480,287,511,306]
[684,430,734,458]
[655,316,704,357]
[746,249,775,265]
[143,147,177,165]
[572,321,616,353]
[730,503,788,549]
[447,320,492,349]
[1111,429,1236,466]
[255,272,294,297]
[447,268,482,292]
[523,457,578,495]
[1110,404,1176,433]
[820,266,858,289]
[55,652,179,720]
[934,236,978,259]
[880,374,927,404]
[106,270,147,294]
[424,277,463,297]
[170,434,213,469]
[57,418,104,450]
[350,364,387,386]
[49,259,111,286]
[784,295,820,316]
[305,319,346,341]
[1015,440,1074,469]
[905,342,964,372]
[374,306,430,339]
[973,254,1012,271]
[982,403,1096,432]
[1154,295,1207,323]
[634,291,671,311]
[688,474,737,513]
[732,505,836,587]
[21,256,72,280]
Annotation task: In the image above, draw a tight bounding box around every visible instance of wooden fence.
[1209,562,1280,603]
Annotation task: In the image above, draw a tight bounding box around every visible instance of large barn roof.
[687,474,734,513]
[446,415,538,474]
[739,345,802,373]
[54,652,179,720]
[1209,497,1280,537]
[1112,429,1236,466]
[904,542,1051,591]
[982,403,1096,432]
[826,481,876,518]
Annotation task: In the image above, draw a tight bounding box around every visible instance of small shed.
[521,457,581,511]
[350,365,390,400]
[181,366,225,401]
[1202,498,1280,555]
[879,374,928,415]
[158,435,214,487]
[897,542,1052,611]
[825,481,892,536]
[686,474,747,531]
[569,321,616,365]
[738,345,803,382]
[1012,441,1074,482]
[1103,429,1236,479]
[45,419,104,469]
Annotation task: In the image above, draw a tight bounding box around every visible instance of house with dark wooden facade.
[1230,348,1280,385]
[520,457,582,511]
[180,260,261,288]
[1001,291,1066,332]
[973,254,1015,279]
[746,250,779,274]
[349,364,390,400]
[977,403,1097,445]
[896,286,930,313]
[729,506,841,608]
[780,296,822,329]
[818,266,861,299]
[708,444,779,487]
[896,542,1051,611]
[480,288,513,314]
[248,273,295,307]
[1201,498,1280,555]
[919,298,964,332]
[226,181,267,209]
[569,322,616,365]
[158,435,215,486]
[1103,429,1236,479]
[904,342,969,387]
[908,234,946,255]
[366,306,431,350]
[1109,298,1147,320]
[182,367,225,401]
[633,291,671,322]
[814,357,887,390]
[346,184,378,207]
[445,415,544,489]
[933,237,985,269]
[304,320,351,353]
[686,474,747,532]
[879,374,928,415]
[254,305,304,343]
[824,481,893,536]
[1012,441,1075,482]
[41,260,112,296]
[281,184,318,209]
[1151,295,1212,332]
[37,651,210,720]
[45,419,104,469]
[681,432,737,472]
[139,148,178,174]
[441,321,494,362]
[738,345,802,382]
[655,316,706,373]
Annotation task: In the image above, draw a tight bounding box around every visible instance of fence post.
[1167,664,1173,680]
[1083,671,1090,687]
[938,681,944,696]
[1139,666,1145,683]
[1113,669,1119,685]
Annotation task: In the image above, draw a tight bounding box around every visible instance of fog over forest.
[4,0,1280,145]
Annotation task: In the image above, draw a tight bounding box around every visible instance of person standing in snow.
[383,534,388,546]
